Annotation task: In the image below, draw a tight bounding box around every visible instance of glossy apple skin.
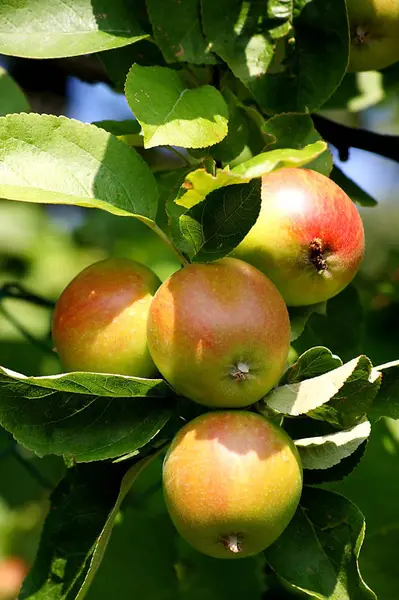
[52,258,161,376]
[233,168,365,306]
[0,557,28,599]
[163,411,303,559]
[347,0,399,72]
[147,257,290,408]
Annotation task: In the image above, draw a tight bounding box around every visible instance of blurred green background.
[0,59,399,599]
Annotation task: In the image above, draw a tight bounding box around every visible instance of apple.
[347,0,399,72]
[233,168,365,306]
[147,257,290,408]
[0,557,29,599]
[163,411,303,559]
[52,258,161,376]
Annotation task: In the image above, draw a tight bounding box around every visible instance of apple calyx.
[309,237,328,273]
[221,533,243,554]
[230,361,250,381]
[354,25,371,46]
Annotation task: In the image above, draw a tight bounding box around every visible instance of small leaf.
[281,346,342,385]
[0,113,158,220]
[146,0,215,64]
[295,420,371,470]
[289,303,327,343]
[93,119,143,146]
[177,167,247,209]
[156,168,194,255]
[263,113,333,176]
[180,180,261,262]
[266,356,380,428]
[0,66,30,116]
[125,65,228,148]
[304,441,367,485]
[20,451,160,600]
[265,487,376,600]
[331,166,378,207]
[0,0,149,59]
[178,141,327,209]
[0,366,173,462]
[231,142,327,179]
[369,360,399,420]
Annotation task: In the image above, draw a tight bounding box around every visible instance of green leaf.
[0,0,149,59]
[265,487,376,600]
[178,141,327,209]
[0,67,30,116]
[156,168,194,255]
[331,166,378,207]
[266,356,381,428]
[20,452,160,600]
[93,119,143,146]
[146,0,215,64]
[280,346,342,385]
[202,0,349,113]
[360,526,399,600]
[289,304,327,343]
[295,420,371,470]
[304,441,368,485]
[369,360,399,420]
[0,366,173,462]
[294,285,364,363]
[0,113,158,220]
[177,167,247,209]
[231,142,327,179]
[125,65,228,148]
[99,41,166,91]
[263,113,333,176]
[180,179,261,262]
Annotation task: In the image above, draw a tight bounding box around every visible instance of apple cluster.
[52,168,365,559]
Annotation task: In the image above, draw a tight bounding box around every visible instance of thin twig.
[312,114,399,163]
[12,448,54,489]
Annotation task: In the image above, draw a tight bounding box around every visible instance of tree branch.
[312,114,399,163]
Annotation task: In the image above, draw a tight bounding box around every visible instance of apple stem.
[222,534,242,554]
[141,219,190,267]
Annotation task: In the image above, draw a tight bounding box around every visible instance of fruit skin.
[347,0,399,72]
[0,557,29,600]
[147,257,290,408]
[163,411,303,559]
[52,258,161,376]
[233,168,365,306]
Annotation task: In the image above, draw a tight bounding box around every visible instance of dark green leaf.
[202,0,349,113]
[147,0,216,64]
[331,166,378,207]
[125,65,228,148]
[0,66,30,116]
[0,113,158,220]
[369,360,399,420]
[289,303,327,343]
[99,41,166,91]
[0,0,149,59]
[20,452,159,600]
[265,487,376,599]
[294,285,365,363]
[263,113,333,175]
[0,366,173,462]
[156,168,194,255]
[281,346,342,385]
[180,179,261,262]
[304,440,367,485]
